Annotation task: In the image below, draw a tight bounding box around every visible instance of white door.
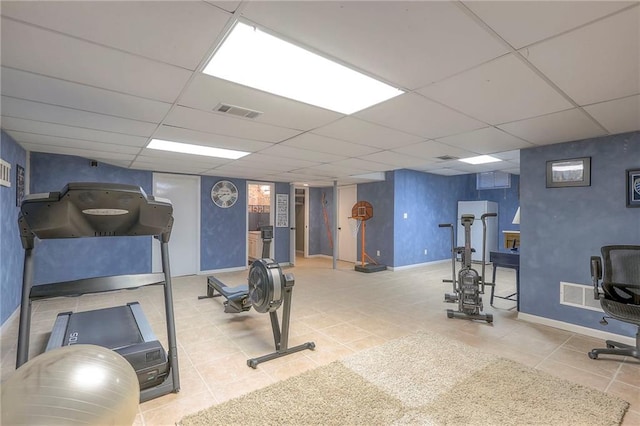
[152,174,200,277]
[338,185,357,263]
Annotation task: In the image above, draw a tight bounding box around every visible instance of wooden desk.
[489,251,520,310]
[502,231,520,250]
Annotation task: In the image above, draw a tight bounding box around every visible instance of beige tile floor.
[1,256,639,425]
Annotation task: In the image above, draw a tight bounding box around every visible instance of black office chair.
[588,245,640,360]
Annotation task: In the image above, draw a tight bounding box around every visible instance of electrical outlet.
[376,250,380,256]
[424,249,428,255]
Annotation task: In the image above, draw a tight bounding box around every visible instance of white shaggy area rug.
[179,332,629,426]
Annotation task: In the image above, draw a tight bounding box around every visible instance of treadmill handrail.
[29,273,166,300]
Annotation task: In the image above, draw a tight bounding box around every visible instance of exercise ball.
[1,344,139,425]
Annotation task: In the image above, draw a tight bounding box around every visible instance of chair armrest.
[603,282,640,304]
[590,256,603,300]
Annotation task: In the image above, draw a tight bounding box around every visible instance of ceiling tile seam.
[0,15,200,72]
[130,5,245,169]
[581,92,640,108]
[159,122,296,145]
[0,114,153,139]
[454,0,611,136]
[20,142,136,157]
[1,94,162,126]
[0,65,175,107]
[6,132,145,151]
[516,2,640,51]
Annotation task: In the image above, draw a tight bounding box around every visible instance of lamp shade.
[512,207,521,225]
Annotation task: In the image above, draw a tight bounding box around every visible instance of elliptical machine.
[439,213,497,323]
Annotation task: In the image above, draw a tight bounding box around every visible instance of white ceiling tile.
[435,127,535,154]
[20,142,136,162]
[391,140,478,161]
[463,1,634,49]
[1,67,172,123]
[524,7,639,105]
[230,153,321,172]
[355,93,486,139]
[419,54,573,125]
[1,116,149,147]
[492,150,521,161]
[359,151,431,169]
[2,96,157,136]
[583,95,640,134]
[303,163,370,178]
[6,130,141,154]
[242,1,507,89]
[164,106,301,143]
[413,167,468,176]
[154,125,273,153]
[0,18,192,103]
[136,150,229,168]
[282,133,381,157]
[498,108,608,145]
[1,1,231,70]
[258,144,346,163]
[311,117,423,149]
[205,1,241,13]
[331,158,391,172]
[132,162,210,175]
[179,74,343,130]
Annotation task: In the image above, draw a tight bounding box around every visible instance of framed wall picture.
[546,157,591,188]
[627,168,640,208]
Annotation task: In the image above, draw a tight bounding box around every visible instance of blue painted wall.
[29,153,153,285]
[357,174,395,266]
[200,176,247,270]
[393,170,476,267]
[0,131,27,324]
[520,131,640,337]
[308,187,334,256]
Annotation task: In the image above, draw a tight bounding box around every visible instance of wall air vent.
[436,155,459,161]
[214,103,263,119]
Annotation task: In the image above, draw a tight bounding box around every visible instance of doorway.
[247,182,274,263]
[338,185,357,263]
[294,187,308,259]
[151,173,200,277]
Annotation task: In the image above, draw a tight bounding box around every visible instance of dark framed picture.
[546,157,591,188]
[16,164,25,207]
[627,168,640,208]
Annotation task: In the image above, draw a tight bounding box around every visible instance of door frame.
[338,184,357,263]
[247,181,275,266]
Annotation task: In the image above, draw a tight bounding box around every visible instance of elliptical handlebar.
[481,213,497,220]
[480,213,497,294]
[438,223,452,228]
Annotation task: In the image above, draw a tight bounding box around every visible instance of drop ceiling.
[1,1,638,186]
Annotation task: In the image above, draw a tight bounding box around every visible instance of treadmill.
[16,182,180,402]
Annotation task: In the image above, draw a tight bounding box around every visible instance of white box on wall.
[0,159,11,187]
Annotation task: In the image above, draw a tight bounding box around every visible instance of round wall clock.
[211,180,238,208]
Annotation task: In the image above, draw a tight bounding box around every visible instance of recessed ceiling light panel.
[458,155,502,165]
[203,22,403,115]
[147,139,249,160]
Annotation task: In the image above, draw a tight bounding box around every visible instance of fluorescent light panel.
[147,139,249,160]
[203,22,403,115]
[459,155,502,165]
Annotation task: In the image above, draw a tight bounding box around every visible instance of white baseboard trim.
[388,259,449,271]
[198,266,247,275]
[307,254,333,259]
[517,312,635,346]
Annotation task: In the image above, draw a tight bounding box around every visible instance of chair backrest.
[601,245,640,304]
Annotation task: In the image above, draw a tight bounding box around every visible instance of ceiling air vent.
[214,103,263,119]
[436,155,459,161]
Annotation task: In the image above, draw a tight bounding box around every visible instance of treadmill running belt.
[65,306,144,349]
